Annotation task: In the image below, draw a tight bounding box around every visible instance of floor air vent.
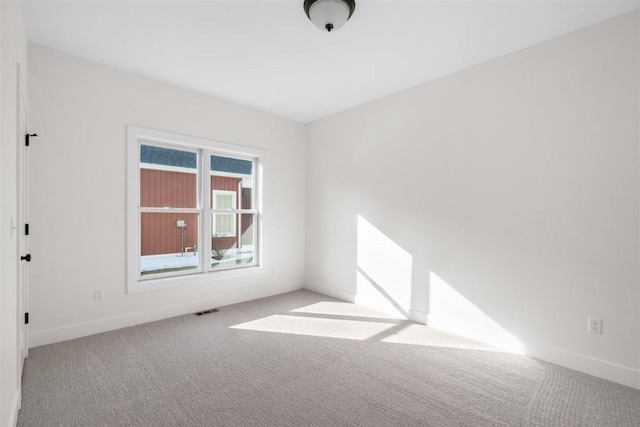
[194,308,219,316]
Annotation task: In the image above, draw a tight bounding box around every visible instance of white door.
[16,62,30,383]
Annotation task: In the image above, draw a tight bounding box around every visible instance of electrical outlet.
[588,317,602,334]
[94,289,104,302]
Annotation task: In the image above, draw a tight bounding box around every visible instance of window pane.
[211,213,255,269]
[211,155,252,175]
[240,213,255,249]
[212,208,236,237]
[210,154,252,210]
[216,194,233,209]
[141,213,199,276]
[240,178,253,210]
[140,145,197,208]
[215,213,234,235]
[212,189,237,237]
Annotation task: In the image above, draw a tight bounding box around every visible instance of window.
[127,126,264,293]
[212,190,236,236]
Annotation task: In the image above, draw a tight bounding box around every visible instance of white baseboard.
[409,309,428,324]
[526,344,640,390]
[426,313,526,354]
[426,313,639,390]
[304,281,356,303]
[9,390,20,427]
[304,283,639,390]
[30,279,640,390]
[305,282,428,325]
[30,282,303,348]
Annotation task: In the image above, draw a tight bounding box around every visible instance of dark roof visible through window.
[141,145,252,175]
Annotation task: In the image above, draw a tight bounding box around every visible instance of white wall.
[305,12,640,388]
[21,8,640,392]
[27,45,306,347]
[0,1,28,425]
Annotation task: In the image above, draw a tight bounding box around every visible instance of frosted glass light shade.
[304,0,356,32]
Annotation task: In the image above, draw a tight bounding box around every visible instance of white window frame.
[212,190,237,237]
[127,125,265,294]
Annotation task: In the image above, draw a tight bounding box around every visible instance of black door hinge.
[25,312,29,325]
[25,133,38,146]
[25,223,29,236]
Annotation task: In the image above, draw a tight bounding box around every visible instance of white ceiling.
[23,1,640,123]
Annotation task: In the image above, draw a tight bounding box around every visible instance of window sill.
[127,264,266,294]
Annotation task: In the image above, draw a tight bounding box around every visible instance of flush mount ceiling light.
[304,0,356,32]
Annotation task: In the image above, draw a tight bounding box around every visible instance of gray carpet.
[18,290,640,427]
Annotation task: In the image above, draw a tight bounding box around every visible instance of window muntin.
[127,126,263,293]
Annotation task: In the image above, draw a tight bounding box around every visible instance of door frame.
[16,61,29,384]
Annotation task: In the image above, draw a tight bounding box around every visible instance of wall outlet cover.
[588,317,602,334]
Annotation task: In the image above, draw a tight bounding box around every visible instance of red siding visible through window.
[140,169,198,255]
[140,168,196,208]
[141,212,199,256]
[140,170,255,256]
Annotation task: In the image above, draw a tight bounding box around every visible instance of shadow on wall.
[355,214,524,354]
[356,215,412,318]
